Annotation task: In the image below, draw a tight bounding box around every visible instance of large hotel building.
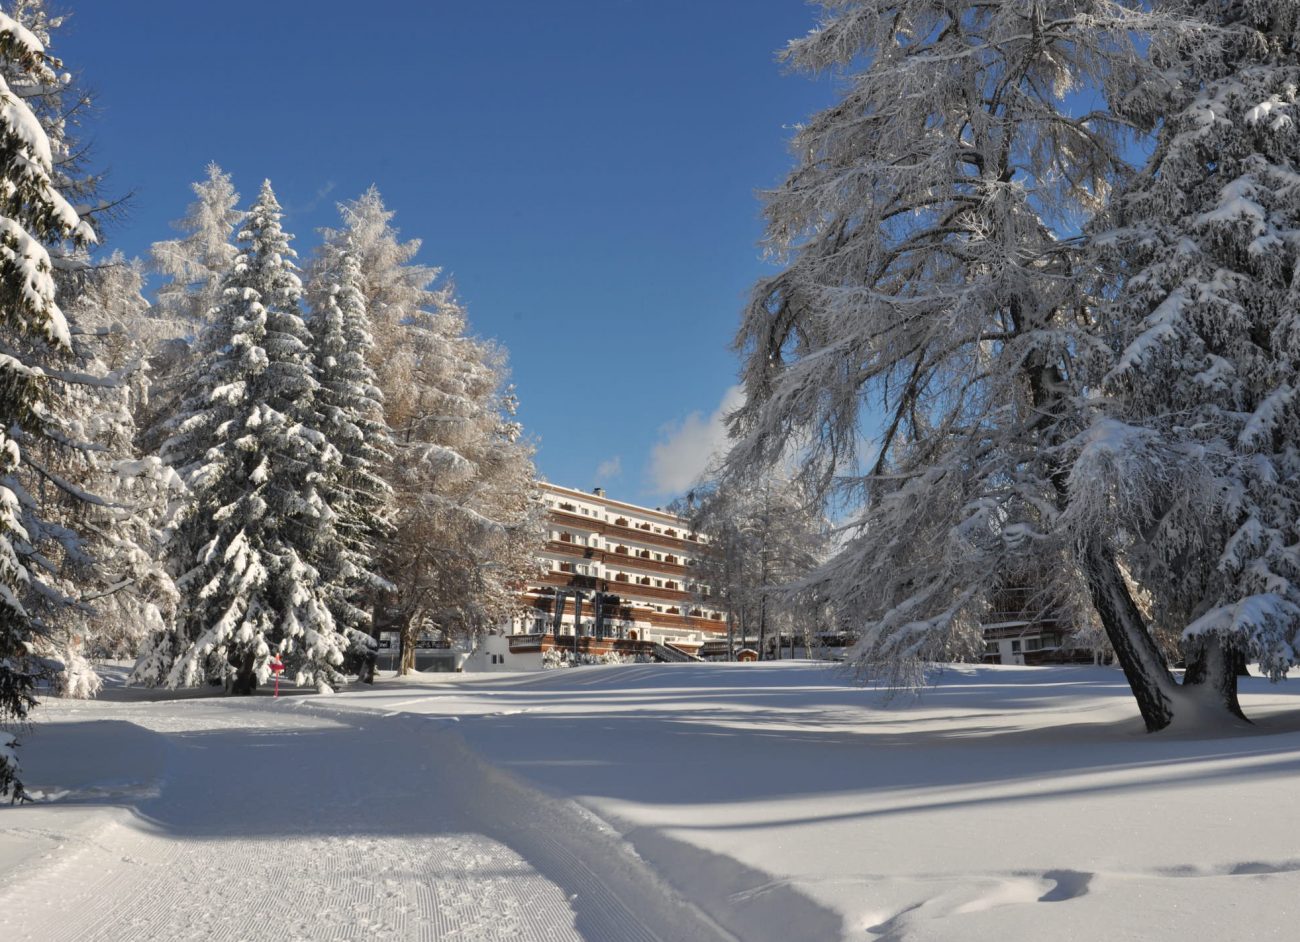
[506,482,730,657]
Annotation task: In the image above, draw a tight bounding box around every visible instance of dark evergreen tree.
[158,181,348,693]
[0,9,96,798]
[1076,2,1300,721]
[307,248,392,670]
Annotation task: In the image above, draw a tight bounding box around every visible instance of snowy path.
[8,663,1300,941]
[318,663,1300,942]
[0,697,732,942]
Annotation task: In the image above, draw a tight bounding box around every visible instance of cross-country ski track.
[0,689,735,942]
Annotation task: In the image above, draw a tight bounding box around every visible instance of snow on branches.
[1086,2,1300,684]
[153,182,351,694]
[725,0,1300,729]
[0,0,96,797]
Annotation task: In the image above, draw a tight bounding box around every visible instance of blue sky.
[57,1,837,507]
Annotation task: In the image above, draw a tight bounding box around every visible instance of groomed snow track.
[0,698,736,942]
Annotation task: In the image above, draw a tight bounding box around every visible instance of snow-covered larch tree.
[155,181,348,694]
[140,164,242,452]
[381,343,541,675]
[150,163,242,335]
[0,6,96,798]
[58,255,183,665]
[726,1,1200,729]
[311,189,542,673]
[1074,2,1300,722]
[680,473,829,660]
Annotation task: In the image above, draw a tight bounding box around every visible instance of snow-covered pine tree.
[2,1,100,218]
[1076,2,1300,721]
[311,190,542,672]
[309,187,436,373]
[0,6,96,798]
[0,3,165,705]
[306,248,392,667]
[726,1,1190,727]
[159,181,348,694]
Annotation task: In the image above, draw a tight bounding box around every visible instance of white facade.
[511,483,728,651]
[463,633,539,672]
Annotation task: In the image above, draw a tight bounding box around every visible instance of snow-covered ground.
[3,662,1300,941]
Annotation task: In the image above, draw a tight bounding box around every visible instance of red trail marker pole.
[269,654,284,698]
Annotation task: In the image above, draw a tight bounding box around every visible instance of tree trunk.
[230,649,258,696]
[398,613,419,676]
[1024,343,1247,731]
[1077,540,1253,731]
[1023,356,1175,729]
[1183,633,1248,722]
[1080,541,1177,732]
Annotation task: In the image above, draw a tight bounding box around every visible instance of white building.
[463,633,538,672]
[508,483,729,655]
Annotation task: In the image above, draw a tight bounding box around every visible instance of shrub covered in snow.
[542,648,570,670]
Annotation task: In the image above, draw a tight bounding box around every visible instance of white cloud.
[595,455,623,481]
[647,385,745,497]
